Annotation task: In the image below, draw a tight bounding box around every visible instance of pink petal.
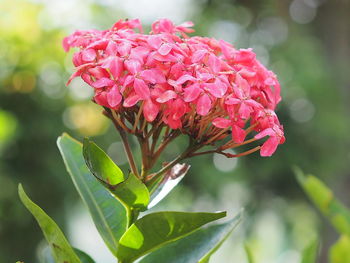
[238,68,256,78]
[260,136,279,157]
[123,75,135,87]
[176,74,196,85]
[204,79,227,98]
[82,49,96,62]
[208,53,221,73]
[105,41,118,56]
[166,118,182,129]
[238,102,251,120]
[234,48,256,63]
[158,43,172,56]
[192,50,207,63]
[235,74,250,95]
[232,125,246,143]
[102,57,123,79]
[92,78,115,88]
[117,41,132,57]
[134,78,150,99]
[156,90,177,103]
[143,99,159,122]
[87,39,109,50]
[183,84,202,102]
[147,35,162,49]
[94,91,108,107]
[107,85,122,108]
[140,69,166,84]
[246,99,263,109]
[123,93,141,107]
[125,59,142,75]
[172,98,187,119]
[225,97,240,105]
[254,128,275,140]
[130,46,150,62]
[196,93,211,116]
[212,118,231,129]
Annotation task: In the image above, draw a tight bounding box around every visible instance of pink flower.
[63,18,285,157]
[255,125,285,157]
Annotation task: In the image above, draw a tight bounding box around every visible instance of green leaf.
[138,212,241,263]
[83,138,125,185]
[301,239,318,263]
[108,172,150,210]
[83,138,149,210]
[330,235,350,263]
[18,184,81,263]
[117,211,227,262]
[296,169,350,235]
[57,133,127,256]
[244,244,255,263]
[74,248,96,263]
[39,246,95,263]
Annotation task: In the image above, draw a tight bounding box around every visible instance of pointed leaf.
[18,184,81,263]
[296,168,350,235]
[39,246,95,263]
[83,138,125,185]
[83,138,149,210]
[74,249,96,263]
[301,239,319,263]
[108,173,150,210]
[330,235,350,263]
[244,244,255,263]
[139,212,242,263]
[57,133,127,256]
[117,211,227,262]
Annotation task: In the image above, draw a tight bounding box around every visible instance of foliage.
[297,169,350,263]
[19,134,242,263]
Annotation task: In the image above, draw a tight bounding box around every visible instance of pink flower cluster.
[63,18,284,157]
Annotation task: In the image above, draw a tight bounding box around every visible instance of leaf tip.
[293,166,307,185]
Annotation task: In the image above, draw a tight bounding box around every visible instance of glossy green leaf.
[296,169,350,235]
[330,235,350,263]
[39,246,95,263]
[83,138,125,185]
[301,239,318,263]
[83,138,149,210]
[108,172,150,210]
[18,184,81,263]
[117,211,227,262]
[139,212,241,263]
[74,248,96,263]
[57,133,127,256]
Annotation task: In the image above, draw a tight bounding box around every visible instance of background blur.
[1,0,349,262]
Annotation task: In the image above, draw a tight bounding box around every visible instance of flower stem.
[118,128,140,179]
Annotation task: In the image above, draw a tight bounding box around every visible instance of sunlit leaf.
[296,168,350,236]
[330,235,350,263]
[301,239,319,263]
[83,138,149,210]
[117,211,227,262]
[244,243,255,263]
[57,133,127,256]
[83,137,125,185]
[139,212,241,263]
[18,184,81,263]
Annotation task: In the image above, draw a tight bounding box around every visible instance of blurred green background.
[1,0,349,262]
